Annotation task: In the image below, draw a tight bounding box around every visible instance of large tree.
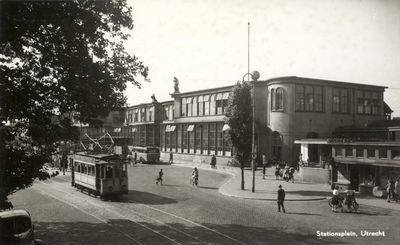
[0,0,149,209]
[224,81,252,190]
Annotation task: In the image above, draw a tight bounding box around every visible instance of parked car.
[0,209,43,245]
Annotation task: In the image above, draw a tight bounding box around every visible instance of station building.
[76,76,396,189]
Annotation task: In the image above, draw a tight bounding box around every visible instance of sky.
[124,0,400,117]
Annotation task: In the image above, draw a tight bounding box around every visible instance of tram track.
[33,177,247,245]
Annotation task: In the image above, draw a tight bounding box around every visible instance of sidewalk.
[171,160,400,211]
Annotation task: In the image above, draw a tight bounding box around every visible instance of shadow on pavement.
[285,190,332,197]
[126,190,177,205]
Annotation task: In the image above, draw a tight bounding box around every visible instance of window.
[340,89,349,113]
[181,98,187,116]
[177,124,182,152]
[305,86,313,111]
[272,131,282,160]
[356,149,364,158]
[198,96,204,116]
[193,97,198,116]
[372,92,379,114]
[272,87,284,111]
[333,88,340,112]
[164,106,169,120]
[315,87,323,111]
[367,149,375,158]
[295,85,305,111]
[364,92,371,114]
[134,109,139,122]
[148,107,153,121]
[296,85,323,112]
[379,150,387,159]
[357,90,380,115]
[141,108,146,121]
[186,97,193,117]
[216,93,223,114]
[333,88,349,113]
[346,148,353,157]
[222,93,229,114]
[335,147,342,156]
[169,105,174,120]
[204,95,210,115]
[195,124,201,153]
[210,95,216,115]
[202,124,208,154]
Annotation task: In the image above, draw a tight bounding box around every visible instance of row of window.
[161,123,232,156]
[181,93,230,117]
[126,107,154,123]
[273,85,381,114]
[335,148,400,160]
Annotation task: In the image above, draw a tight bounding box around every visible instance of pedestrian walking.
[134,152,137,165]
[286,166,295,183]
[395,179,399,203]
[169,152,173,163]
[275,164,280,180]
[262,154,267,179]
[384,178,395,202]
[277,184,286,213]
[210,155,216,168]
[156,169,163,185]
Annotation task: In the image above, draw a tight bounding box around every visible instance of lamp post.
[242,70,260,193]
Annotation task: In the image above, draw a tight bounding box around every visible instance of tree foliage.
[224,81,253,190]
[0,0,149,209]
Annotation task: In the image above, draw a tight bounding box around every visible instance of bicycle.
[329,195,359,213]
[344,197,359,212]
[190,176,198,187]
[328,197,344,212]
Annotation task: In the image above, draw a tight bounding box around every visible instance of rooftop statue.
[173,77,180,93]
[151,94,158,103]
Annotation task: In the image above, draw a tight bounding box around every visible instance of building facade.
[76,76,392,168]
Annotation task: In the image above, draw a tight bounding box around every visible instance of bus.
[131,146,160,163]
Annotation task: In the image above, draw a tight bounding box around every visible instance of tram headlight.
[122,185,127,191]
[108,186,113,191]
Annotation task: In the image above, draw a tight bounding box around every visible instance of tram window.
[122,163,127,177]
[114,165,120,178]
[81,164,87,174]
[88,165,95,176]
[106,165,113,178]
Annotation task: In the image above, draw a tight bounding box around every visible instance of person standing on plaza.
[134,152,137,165]
[156,169,163,185]
[275,164,280,180]
[262,154,267,179]
[395,179,399,203]
[210,154,217,168]
[169,152,173,163]
[277,184,286,213]
[385,178,395,202]
[286,166,295,183]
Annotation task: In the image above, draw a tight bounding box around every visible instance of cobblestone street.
[9,162,400,245]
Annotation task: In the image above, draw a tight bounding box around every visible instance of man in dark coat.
[277,184,286,213]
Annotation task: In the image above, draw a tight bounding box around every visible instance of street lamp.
[242,70,260,193]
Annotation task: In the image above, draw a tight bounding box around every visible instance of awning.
[187,125,194,131]
[113,128,121,132]
[131,127,137,132]
[166,125,176,132]
[294,139,328,144]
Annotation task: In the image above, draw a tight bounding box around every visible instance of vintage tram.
[70,151,129,199]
